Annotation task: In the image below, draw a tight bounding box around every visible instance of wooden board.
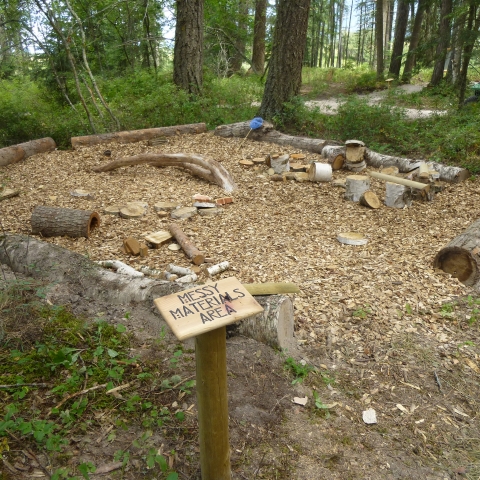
[154,277,264,340]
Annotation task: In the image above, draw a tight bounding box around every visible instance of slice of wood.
[171,206,197,219]
[337,232,368,246]
[290,153,306,160]
[252,157,266,165]
[242,282,300,295]
[169,223,205,265]
[31,206,100,238]
[198,207,223,216]
[119,204,145,219]
[144,230,173,248]
[380,166,400,176]
[359,191,381,209]
[290,163,307,172]
[239,159,254,167]
[71,189,95,199]
[0,188,20,201]
[103,206,121,216]
[71,123,207,148]
[345,142,366,163]
[154,202,179,211]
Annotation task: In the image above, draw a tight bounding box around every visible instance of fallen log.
[92,153,237,193]
[169,223,205,265]
[71,123,207,148]
[0,234,296,349]
[322,145,345,170]
[31,206,100,238]
[0,138,56,167]
[433,218,480,286]
[365,149,469,183]
[215,121,340,153]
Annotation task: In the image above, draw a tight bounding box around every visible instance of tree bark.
[258,0,311,119]
[92,152,237,192]
[251,0,267,74]
[173,0,204,95]
[215,120,339,153]
[388,0,409,77]
[375,0,384,79]
[0,138,56,166]
[430,0,453,86]
[433,218,480,286]
[402,0,427,82]
[31,206,100,238]
[71,123,207,148]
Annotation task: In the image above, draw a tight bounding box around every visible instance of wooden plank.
[243,282,300,295]
[368,171,430,190]
[154,277,263,340]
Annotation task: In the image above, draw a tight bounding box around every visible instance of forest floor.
[1,91,480,479]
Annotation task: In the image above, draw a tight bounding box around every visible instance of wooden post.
[196,327,231,480]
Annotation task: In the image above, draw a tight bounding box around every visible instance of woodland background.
[1,0,480,171]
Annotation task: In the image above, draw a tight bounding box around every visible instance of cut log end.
[359,191,381,209]
[433,246,478,285]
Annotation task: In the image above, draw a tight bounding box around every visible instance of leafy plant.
[312,391,331,419]
[284,357,313,384]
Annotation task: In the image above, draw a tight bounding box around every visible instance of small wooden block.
[139,243,149,257]
[145,230,173,248]
[154,276,264,340]
[124,237,141,255]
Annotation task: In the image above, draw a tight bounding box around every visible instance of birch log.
[71,123,207,148]
[433,218,480,286]
[365,149,469,183]
[321,145,345,170]
[215,121,341,153]
[345,175,370,201]
[227,295,295,350]
[31,206,100,238]
[0,138,56,166]
[92,153,237,192]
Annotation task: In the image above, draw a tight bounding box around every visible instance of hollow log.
[322,145,345,170]
[92,153,236,193]
[169,223,205,265]
[31,206,100,238]
[365,149,469,183]
[0,138,56,167]
[433,218,480,286]
[227,295,295,350]
[71,123,207,148]
[0,234,295,349]
[215,121,341,153]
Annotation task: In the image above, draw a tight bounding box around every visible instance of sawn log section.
[0,137,56,166]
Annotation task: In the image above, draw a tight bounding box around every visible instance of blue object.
[249,117,264,130]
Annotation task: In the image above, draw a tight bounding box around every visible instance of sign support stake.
[196,326,231,479]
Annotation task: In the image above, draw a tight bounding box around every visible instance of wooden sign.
[154,277,264,340]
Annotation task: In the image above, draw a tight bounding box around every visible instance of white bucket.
[308,162,332,182]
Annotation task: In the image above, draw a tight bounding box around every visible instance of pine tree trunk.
[430,0,453,86]
[388,0,409,77]
[258,0,312,119]
[375,0,384,78]
[173,0,204,94]
[252,0,267,74]
[402,0,426,82]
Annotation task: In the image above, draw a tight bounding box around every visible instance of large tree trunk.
[251,0,267,75]
[91,152,237,192]
[0,234,295,349]
[430,0,453,86]
[402,0,427,82]
[375,0,384,79]
[258,0,311,119]
[388,0,409,77]
[71,123,206,148]
[0,138,56,166]
[433,218,480,286]
[215,120,339,153]
[31,206,100,238]
[230,0,248,74]
[173,0,204,95]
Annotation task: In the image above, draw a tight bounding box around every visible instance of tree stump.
[344,175,370,201]
[227,295,295,350]
[31,206,100,238]
[269,154,290,173]
[384,182,412,208]
[433,218,480,286]
[308,162,332,182]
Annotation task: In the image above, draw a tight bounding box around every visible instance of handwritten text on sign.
[154,277,264,340]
